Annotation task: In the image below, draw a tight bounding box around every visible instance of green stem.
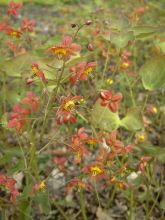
[129,189,134,220]
[39,61,66,143]
[123,72,136,107]
[106,186,116,208]
[53,200,70,220]
[79,189,88,220]
[102,44,110,83]
[94,178,101,207]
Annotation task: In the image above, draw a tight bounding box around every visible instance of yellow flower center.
[121,62,129,69]
[38,181,46,190]
[137,134,145,142]
[10,31,19,37]
[54,48,67,57]
[106,78,113,85]
[84,67,93,75]
[153,107,157,114]
[64,100,75,110]
[87,139,96,145]
[32,67,39,75]
[91,166,102,176]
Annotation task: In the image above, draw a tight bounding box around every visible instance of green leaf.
[120,108,143,131]
[132,26,158,37]
[110,31,134,48]
[33,191,50,215]
[1,53,34,77]
[91,101,120,131]
[139,56,165,90]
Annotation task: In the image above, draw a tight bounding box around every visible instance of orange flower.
[48,36,81,61]
[6,28,22,38]
[67,178,92,193]
[56,95,83,124]
[70,61,96,85]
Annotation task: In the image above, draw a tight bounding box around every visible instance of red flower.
[4,40,17,52]
[21,18,36,32]
[21,92,39,112]
[56,95,82,124]
[108,176,127,189]
[7,0,22,17]
[70,61,96,85]
[100,90,122,112]
[48,36,81,61]
[31,63,47,83]
[82,163,106,180]
[8,104,30,132]
[138,156,152,172]
[69,128,89,163]
[67,178,92,193]
[0,174,19,203]
[0,22,10,32]
[6,28,22,38]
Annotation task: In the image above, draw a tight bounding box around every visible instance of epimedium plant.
[0,1,165,219]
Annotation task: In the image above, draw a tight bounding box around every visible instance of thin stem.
[123,72,136,107]
[53,200,70,220]
[94,178,101,207]
[79,189,88,220]
[129,189,134,220]
[39,61,66,143]
[106,186,116,208]
[102,44,110,83]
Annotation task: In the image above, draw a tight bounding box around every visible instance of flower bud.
[26,78,34,85]
[85,20,92,25]
[87,43,94,51]
[71,23,77,28]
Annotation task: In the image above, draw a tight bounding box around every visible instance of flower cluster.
[8,92,39,132]
[66,128,152,193]
[0,174,19,203]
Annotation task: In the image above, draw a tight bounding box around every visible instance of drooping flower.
[8,92,39,132]
[108,176,127,189]
[138,156,152,172]
[21,18,36,32]
[7,0,22,17]
[56,95,82,124]
[69,127,89,163]
[31,63,47,83]
[67,178,92,193]
[4,40,17,52]
[6,28,22,38]
[100,90,122,112]
[21,92,39,112]
[48,36,81,61]
[32,181,46,193]
[146,104,158,114]
[8,103,30,132]
[0,174,19,203]
[69,61,96,85]
[0,22,10,32]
